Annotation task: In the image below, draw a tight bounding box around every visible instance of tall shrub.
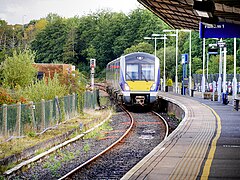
[22,74,67,102]
[0,50,37,88]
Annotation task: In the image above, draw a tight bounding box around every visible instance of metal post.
[29,101,36,131]
[175,29,179,93]
[218,46,222,102]
[163,34,166,91]
[223,46,227,94]
[41,99,45,130]
[3,104,7,136]
[233,38,237,102]
[90,59,96,91]
[17,102,21,136]
[202,38,206,98]
[182,63,186,95]
[206,52,209,91]
[189,30,192,96]
[154,37,157,60]
[72,93,76,116]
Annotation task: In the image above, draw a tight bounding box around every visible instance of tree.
[124,42,154,55]
[0,50,37,88]
[31,17,68,63]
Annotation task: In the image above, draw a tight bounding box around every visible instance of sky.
[0,0,142,25]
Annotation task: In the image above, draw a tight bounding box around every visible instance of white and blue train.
[106,52,160,106]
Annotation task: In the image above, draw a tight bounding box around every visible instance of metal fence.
[193,74,240,84]
[0,91,98,138]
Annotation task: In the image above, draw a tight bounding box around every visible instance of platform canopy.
[137,0,240,30]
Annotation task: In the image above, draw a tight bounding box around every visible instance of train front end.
[120,52,160,106]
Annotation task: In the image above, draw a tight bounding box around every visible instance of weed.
[167,112,175,118]
[27,131,36,137]
[43,155,61,177]
[62,151,75,162]
[83,144,90,153]
[100,121,113,131]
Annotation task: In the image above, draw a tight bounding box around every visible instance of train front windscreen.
[126,63,154,81]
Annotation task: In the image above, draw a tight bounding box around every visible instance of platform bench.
[234,98,240,111]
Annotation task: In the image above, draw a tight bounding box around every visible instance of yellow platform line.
[201,104,222,180]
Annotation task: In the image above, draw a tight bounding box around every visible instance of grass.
[83,120,113,140]
[0,109,111,173]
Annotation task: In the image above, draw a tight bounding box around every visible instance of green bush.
[0,50,37,88]
[20,73,68,102]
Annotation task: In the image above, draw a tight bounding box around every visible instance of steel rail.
[152,111,169,140]
[59,105,134,180]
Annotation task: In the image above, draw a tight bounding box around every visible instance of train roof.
[107,52,156,65]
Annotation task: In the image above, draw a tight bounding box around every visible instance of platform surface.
[121,92,240,180]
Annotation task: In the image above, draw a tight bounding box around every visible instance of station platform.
[121,92,240,180]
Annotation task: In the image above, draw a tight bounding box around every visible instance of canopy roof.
[137,0,240,30]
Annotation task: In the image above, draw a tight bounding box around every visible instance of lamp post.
[144,34,162,59]
[163,29,178,93]
[162,33,177,91]
[163,34,166,91]
[22,15,26,49]
[144,34,167,91]
[232,38,237,102]
[180,30,192,96]
[163,29,191,94]
[202,38,206,98]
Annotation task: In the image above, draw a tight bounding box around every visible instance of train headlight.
[150,83,156,91]
[124,83,130,91]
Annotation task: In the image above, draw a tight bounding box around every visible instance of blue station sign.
[200,22,240,39]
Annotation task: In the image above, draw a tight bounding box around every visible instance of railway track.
[59,106,169,179]
[9,85,171,179]
[59,105,134,179]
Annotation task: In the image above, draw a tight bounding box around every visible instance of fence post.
[55,96,60,124]
[72,93,75,117]
[3,104,7,136]
[41,99,45,130]
[16,102,21,136]
[67,95,70,120]
[29,101,36,131]
[49,100,53,125]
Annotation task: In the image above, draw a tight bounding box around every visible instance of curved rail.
[152,111,169,140]
[59,105,134,180]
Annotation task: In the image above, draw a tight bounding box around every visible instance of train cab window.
[141,64,154,81]
[126,64,139,80]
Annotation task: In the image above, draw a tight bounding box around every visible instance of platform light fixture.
[193,0,215,18]
[144,34,166,60]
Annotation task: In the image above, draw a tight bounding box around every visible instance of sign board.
[217,41,226,48]
[200,22,240,38]
[208,47,218,55]
[181,54,188,64]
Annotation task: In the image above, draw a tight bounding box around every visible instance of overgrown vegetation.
[0,50,37,89]
[0,109,111,173]
[20,74,67,102]
[0,49,86,105]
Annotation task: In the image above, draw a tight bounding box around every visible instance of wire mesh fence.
[0,91,98,139]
